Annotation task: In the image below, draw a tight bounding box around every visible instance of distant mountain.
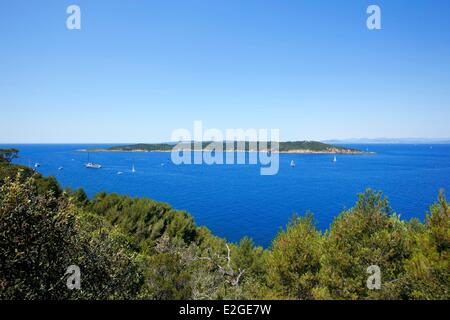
[323,138,450,144]
[85,141,371,154]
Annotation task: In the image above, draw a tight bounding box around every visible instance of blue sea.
[5,144,450,247]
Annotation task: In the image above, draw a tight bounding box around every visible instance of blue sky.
[1,0,450,143]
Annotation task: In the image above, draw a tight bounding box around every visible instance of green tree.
[88,193,198,249]
[401,191,450,299]
[0,174,79,299]
[66,188,90,207]
[232,237,266,280]
[316,190,410,300]
[0,148,19,164]
[267,213,322,299]
[0,174,143,299]
[143,253,192,299]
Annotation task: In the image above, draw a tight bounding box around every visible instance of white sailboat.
[86,162,102,169]
[333,155,337,162]
[85,152,102,169]
[290,160,296,167]
[131,164,136,173]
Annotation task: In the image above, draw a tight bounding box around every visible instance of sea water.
[6,143,450,247]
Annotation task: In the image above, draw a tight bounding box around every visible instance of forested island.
[84,141,371,154]
[0,148,448,300]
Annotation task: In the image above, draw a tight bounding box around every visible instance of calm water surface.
[6,143,450,247]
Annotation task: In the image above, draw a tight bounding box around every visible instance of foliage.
[401,191,450,299]
[0,174,79,299]
[0,174,143,299]
[0,153,448,300]
[267,213,322,299]
[88,193,198,250]
[316,190,411,299]
[0,148,19,164]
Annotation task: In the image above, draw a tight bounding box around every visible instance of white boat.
[333,155,337,162]
[34,163,40,168]
[58,166,63,170]
[85,152,102,169]
[290,160,295,167]
[131,164,136,173]
[117,171,123,175]
[85,162,102,169]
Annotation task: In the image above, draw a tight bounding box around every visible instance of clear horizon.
[3,137,450,145]
[1,0,450,143]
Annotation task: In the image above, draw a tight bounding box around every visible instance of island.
[82,141,372,154]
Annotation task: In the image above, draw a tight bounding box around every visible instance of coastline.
[77,148,374,155]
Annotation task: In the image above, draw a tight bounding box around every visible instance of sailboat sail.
[85,152,102,169]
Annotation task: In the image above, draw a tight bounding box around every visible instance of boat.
[117,171,123,175]
[34,163,40,168]
[85,162,102,169]
[333,155,337,162]
[58,166,63,170]
[131,164,136,173]
[85,152,102,169]
[290,160,295,167]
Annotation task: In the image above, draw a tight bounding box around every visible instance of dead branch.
[196,244,245,286]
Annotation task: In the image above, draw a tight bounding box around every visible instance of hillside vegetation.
[0,149,448,300]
